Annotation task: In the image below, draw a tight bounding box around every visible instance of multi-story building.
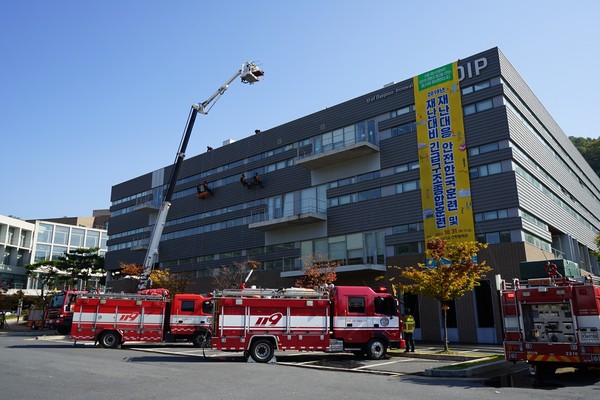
[105,47,600,344]
[0,215,34,289]
[0,211,109,293]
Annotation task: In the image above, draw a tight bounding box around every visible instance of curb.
[424,358,512,377]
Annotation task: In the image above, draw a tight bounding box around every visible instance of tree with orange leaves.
[295,254,338,289]
[388,237,491,352]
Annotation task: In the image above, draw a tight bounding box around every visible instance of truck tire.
[191,331,210,348]
[56,325,70,335]
[249,339,275,363]
[532,363,556,376]
[366,338,387,360]
[99,331,121,349]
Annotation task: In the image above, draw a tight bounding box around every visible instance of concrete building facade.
[105,48,600,344]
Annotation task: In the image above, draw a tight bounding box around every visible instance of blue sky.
[2,1,599,220]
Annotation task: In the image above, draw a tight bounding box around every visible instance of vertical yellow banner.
[414,62,474,245]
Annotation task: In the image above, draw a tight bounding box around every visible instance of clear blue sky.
[2,1,599,220]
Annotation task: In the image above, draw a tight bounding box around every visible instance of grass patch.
[434,354,504,370]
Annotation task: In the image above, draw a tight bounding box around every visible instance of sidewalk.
[0,319,56,336]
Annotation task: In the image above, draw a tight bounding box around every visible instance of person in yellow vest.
[402,309,415,352]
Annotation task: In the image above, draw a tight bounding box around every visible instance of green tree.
[388,237,491,352]
[55,247,105,290]
[570,136,600,177]
[593,231,600,260]
[25,260,61,298]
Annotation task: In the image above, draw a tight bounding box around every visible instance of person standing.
[403,309,415,352]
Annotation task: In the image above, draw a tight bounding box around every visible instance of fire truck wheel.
[249,339,275,363]
[99,331,121,349]
[56,325,70,335]
[366,338,387,360]
[192,331,210,348]
[532,363,556,376]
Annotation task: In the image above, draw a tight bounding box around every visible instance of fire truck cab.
[46,290,88,334]
[211,285,403,363]
[500,271,600,375]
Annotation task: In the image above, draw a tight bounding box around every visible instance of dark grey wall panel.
[111,173,153,202]
[328,191,422,237]
[470,172,520,212]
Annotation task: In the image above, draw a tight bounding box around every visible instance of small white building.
[0,212,109,293]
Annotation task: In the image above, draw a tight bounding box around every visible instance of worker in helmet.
[402,309,415,352]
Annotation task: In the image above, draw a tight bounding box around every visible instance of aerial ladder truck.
[137,63,265,290]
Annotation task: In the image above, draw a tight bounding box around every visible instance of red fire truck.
[70,290,213,348]
[500,265,600,375]
[45,290,88,334]
[210,285,403,363]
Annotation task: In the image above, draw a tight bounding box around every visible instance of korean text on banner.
[414,62,475,244]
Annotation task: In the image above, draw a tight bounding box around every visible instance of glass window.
[500,231,512,243]
[483,211,497,221]
[403,181,417,192]
[51,246,67,260]
[38,223,53,243]
[35,244,51,262]
[85,231,100,248]
[54,226,69,245]
[339,195,351,205]
[70,228,85,247]
[462,86,473,95]
[486,232,501,244]
[100,233,108,249]
[488,162,502,175]
[181,300,195,312]
[357,190,368,202]
[474,81,491,91]
[476,99,493,112]
[469,167,479,178]
[374,297,397,316]
[463,104,476,115]
[348,297,365,313]
[479,142,499,154]
[347,234,362,250]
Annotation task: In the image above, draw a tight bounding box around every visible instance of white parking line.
[353,360,399,370]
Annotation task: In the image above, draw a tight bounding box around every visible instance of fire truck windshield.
[50,293,66,308]
[374,296,397,316]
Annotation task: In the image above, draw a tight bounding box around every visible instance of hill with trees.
[570,136,600,177]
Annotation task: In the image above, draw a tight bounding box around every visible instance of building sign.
[414,62,475,245]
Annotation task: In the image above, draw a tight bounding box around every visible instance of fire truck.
[45,290,88,334]
[210,285,404,363]
[70,290,213,348]
[500,264,600,375]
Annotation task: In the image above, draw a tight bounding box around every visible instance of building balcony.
[133,194,161,212]
[280,263,387,278]
[297,136,380,169]
[248,200,327,231]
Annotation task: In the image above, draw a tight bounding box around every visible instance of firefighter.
[240,174,249,188]
[403,309,415,352]
[253,172,263,188]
